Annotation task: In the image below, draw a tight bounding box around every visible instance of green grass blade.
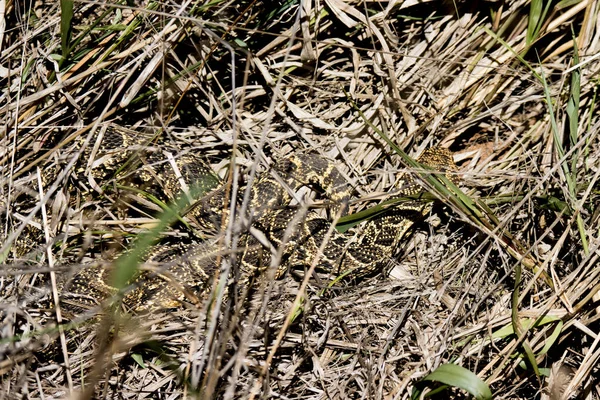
[526,0,543,46]
[493,316,561,339]
[557,0,584,9]
[511,260,540,376]
[131,353,147,368]
[344,86,550,283]
[538,319,564,356]
[526,0,552,48]
[484,25,589,261]
[567,37,581,156]
[566,34,589,255]
[343,89,482,223]
[111,201,180,291]
[110,180,216,293]
[336,194,437,233]
[493,316,563,363]
[60,0,74,60]
[416,363,493,399]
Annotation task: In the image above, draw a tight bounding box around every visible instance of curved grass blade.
[413,363,493,400]
[493,316,562,339]
[336,193,437,233]
[110,180,216,295]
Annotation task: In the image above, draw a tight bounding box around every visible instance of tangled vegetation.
[1,0,599,398]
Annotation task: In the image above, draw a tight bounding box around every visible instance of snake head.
[395,147,459,197]
[416,147,459,184]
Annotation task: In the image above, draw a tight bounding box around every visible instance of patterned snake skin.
[51,127,458,315]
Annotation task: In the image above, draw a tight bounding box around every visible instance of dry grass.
[1,0,600,398]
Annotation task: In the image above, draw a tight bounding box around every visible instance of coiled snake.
[54,128,458,315]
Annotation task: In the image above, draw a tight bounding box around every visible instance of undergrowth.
[1,0,599,398]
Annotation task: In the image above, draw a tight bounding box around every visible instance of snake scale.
[38,127,458,316]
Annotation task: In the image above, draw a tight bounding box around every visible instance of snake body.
[48,127,458,314]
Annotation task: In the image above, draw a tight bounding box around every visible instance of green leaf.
[526,0,543,46]
[567,46,581,152]
[111,179,215,291]
[131,353,147,368]
[538,367,552,377]
[536,195,571,214]
[557,0,583,10]
[493,316,561,339]
[60,0,74,60]
[539,320,563,356]
[234,38,248,48]
[416,364,492,399]
[526,0,552,48]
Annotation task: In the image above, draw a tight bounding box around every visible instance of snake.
[18,126,458,316]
